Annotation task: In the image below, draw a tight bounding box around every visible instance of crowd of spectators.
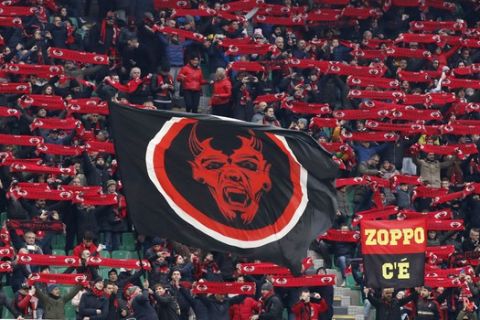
[0,0,479,319]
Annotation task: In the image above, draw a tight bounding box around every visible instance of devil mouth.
[223,187,252,208]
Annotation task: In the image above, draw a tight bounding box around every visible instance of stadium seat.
[52,235,66,250]
[1,286,14,319]
[99,268,110,280]
[120,232,136,251]
[51,266,68,273]
[100,250,111,258]
[52,249,65,256]
[345,274,358,289]
[64,302,76,319]
[111,250,133,259]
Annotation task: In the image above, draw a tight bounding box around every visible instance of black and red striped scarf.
[100,19,119,46]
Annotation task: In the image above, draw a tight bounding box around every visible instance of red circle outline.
[151,118,303,241]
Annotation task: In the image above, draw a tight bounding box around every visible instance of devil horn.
[247,130,262,152]
[189,123,203,156]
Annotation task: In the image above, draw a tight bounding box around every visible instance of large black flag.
[109,103,338,273]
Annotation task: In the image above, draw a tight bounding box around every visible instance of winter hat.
[144,12,154,22]
[298,118,308,127]
[47,284,59,294]
[261,282,273,291]
[106,180,117,188]
[151,237,164,246]
[253,28,264,38]
[93,276,104,284]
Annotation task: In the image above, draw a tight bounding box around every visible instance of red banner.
[17,254,150,270]
[318,229,360,243]
[424,277,465,288]
[424,266,473,278]
[10,162,76,176]
[47,47,109,65]
[426,219,464,231]
[238,263,291,275]
[29,117,80,131]
[271,275,336,287]
[0,83,31,94]
[36,144,84,157]
[4,64,64,77]
[27,273,88,286]
[18,94,66,111]
[361,219,426,288]
[0,16,22,27]
[17,254,80,267]
[0,134,43,146]
[86,256,150,270]
[84,140,115,155]
[0,247,14,259]
[426,245,455,260]
[72,193,117,206]
[7,220,64,233]
[192,281,256,295]
[361,219,426,255]
[0,107,20,119]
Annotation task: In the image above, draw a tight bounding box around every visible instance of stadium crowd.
[0,0,478,319]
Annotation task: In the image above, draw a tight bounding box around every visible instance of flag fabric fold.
[109,102,337,274]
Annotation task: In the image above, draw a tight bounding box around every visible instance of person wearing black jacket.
[82,151,110,188]
[46,16,68,49]
[365,287,417,320]
[152,283,179,320]
[415,286,442,320]
[251,282,283,320]
[125,281,157,320]
[168,269,192,320]
[78,278,109,320]
[104,281,127,320]
[196,293,231,320]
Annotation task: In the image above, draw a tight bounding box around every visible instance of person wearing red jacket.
[73,231,99,258]
[229,276,259,320]
[291,289,328,320]
[177,56,208,113]
[210,67,232,117]
[15,285,38,318]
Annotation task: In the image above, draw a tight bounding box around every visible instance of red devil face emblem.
[49,66,60,73]
[146,118,306,248]
[242,265,255,273]
[321,276,333,283]
[450,221,462,229]
[240,285,253,292]
[20,255,32,263]
[0,262,10,270]
[52,49,64,57]
[75,275,87,283]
